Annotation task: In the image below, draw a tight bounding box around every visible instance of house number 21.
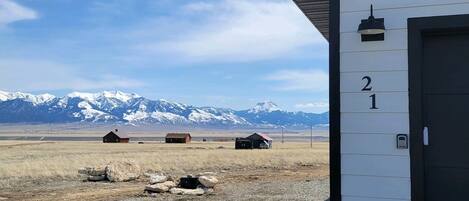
[362,76,378,110]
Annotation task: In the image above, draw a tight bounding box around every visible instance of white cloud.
[295,101,329,113]
[0,60,145,91]
[0,0,37,26]
[139,0,326,62]
[295,102,329,109]
[265,69,328,92]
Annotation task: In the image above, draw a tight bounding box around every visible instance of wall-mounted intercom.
[396,134,408,149]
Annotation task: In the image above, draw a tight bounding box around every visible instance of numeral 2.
[362,76,372,91]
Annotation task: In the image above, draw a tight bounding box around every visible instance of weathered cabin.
[103,129,129,143]
[236,133,273,149]
[235,137,253,149]
[247,133,272,149]
[294,0,469,200]
[165,133,191,143]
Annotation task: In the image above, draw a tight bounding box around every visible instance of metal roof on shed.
[166,133,191,139]
[293,0,329,41]
[248,133,273,141]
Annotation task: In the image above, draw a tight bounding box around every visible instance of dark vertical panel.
[408,17,425,201]
[329,0,341,200]
[409,14,469,201]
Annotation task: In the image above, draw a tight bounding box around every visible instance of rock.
[161,181,177,188]
[145,183,169,193]
[78,167,106,176]
[167,175,177,182]
[198,176,219,188]
[169,188,205,195]
[196,172,217,177]
[149,173,167,184]
[105,161,141,182]
[145,181,176,193]
[202,187,214,194]
[87,175,106,181]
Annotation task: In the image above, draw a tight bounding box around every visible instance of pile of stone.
[144,172,219,196]
[78,161,142,182]
[78,166,107,181]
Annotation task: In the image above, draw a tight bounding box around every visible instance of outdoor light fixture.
[358,5,385,42]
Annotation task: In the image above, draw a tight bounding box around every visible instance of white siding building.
[295,1,469,201]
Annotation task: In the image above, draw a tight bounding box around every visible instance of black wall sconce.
[358,5,385,42]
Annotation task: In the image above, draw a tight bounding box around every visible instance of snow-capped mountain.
[0,91,55,105]
[248,101,281,113]
[0,90,329,128]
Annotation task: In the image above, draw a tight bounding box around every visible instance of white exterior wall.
[339,1,469,200]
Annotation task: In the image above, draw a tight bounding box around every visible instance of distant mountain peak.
[0,90,10,101]
[101,91,141,102]
[67,91,140,103]
[67,92,97,100]
[0,90,55,105]
[249,101,281,113]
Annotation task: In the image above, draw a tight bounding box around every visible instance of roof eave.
[293,0,329,41]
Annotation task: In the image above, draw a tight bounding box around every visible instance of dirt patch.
[0,166,328,201]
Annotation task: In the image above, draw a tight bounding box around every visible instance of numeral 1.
[370,94,378,109]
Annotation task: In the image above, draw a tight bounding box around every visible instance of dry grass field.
[0,141,329,201]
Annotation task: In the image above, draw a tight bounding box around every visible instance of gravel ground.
[125,178,329,201]
[124,167,329,201]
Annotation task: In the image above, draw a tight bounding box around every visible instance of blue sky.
[0,0,329,113]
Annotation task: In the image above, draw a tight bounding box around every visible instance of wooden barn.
[165,133,191,143]
[235,133,272,149]
[235,137,253,149]
[247,133,272,149]
[103,129,129,143]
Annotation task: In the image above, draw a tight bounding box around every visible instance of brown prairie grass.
[0,141,328,188]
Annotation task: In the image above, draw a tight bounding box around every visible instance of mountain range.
[0,91,329,128]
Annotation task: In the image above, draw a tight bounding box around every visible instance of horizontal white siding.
[341,134,408,156]
[341,113,409,134]
[341,92,408,113]
[342,175,411,199]
[341,71,408,92]
[341,50,408,72]
[342,154,410,177]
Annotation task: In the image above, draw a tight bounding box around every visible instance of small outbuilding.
[247,133,273,149]
[235,133,273,149]
[235,137,253,149]
[165,133,191,143]
[103,129,129,143]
